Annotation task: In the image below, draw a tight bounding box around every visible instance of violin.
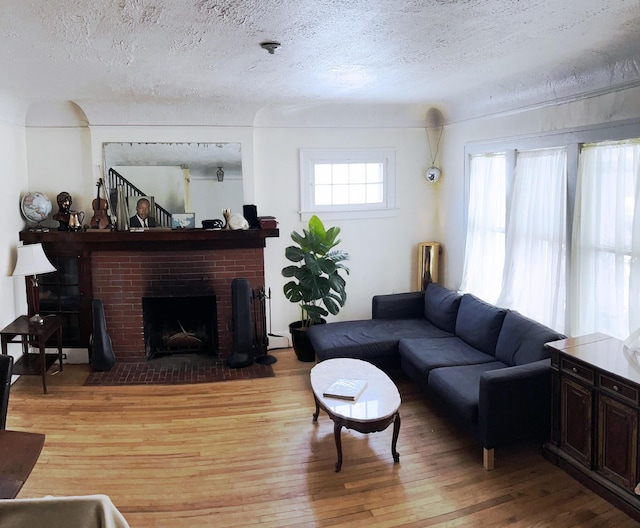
[91,178,110,229]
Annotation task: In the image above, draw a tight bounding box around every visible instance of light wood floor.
[6,349,639,527]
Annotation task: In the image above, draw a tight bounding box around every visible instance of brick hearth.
[91,248,265,362]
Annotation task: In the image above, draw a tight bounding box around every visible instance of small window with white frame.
[299,148,397,220]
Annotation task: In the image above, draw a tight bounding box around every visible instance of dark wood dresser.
[544,333,640,521]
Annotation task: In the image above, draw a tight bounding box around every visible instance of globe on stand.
[21,192,53,232]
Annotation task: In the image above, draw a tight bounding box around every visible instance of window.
[463,148,568,332]
[299,148,396,220]
[461,148,567,330]
[463,132,640,339]
[571,141,640,338]
[497,148,567,331]
[460,153,506,304]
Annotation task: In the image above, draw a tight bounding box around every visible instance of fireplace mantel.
[19,227,279,252]
[18,228,278,357]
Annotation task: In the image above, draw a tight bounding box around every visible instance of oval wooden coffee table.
[310,357,401,472]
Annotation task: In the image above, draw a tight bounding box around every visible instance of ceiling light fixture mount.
[260,41,281,54]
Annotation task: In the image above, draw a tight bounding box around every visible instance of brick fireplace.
[19,228,279,362]
[91,248,264,361]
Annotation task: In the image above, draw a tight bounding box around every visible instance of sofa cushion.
[495,311,565,366]
[423,283,462,333]
[428,362,506,425]
[455,294,507,356]
[373,291,425,319]
[399,336,495,378]
[307,318,453,363]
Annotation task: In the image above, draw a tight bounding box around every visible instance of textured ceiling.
[2,0,640,123]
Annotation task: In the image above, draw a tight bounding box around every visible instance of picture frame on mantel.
[171,213,196,230]
[127,196,156,229]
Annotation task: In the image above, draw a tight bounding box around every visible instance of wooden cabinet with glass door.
[37,253,91,348]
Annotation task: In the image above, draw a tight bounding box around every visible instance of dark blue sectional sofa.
[307,282,566,469]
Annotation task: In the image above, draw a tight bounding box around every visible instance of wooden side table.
[0,315,63,394]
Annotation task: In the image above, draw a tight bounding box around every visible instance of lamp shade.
[12,243,56,277]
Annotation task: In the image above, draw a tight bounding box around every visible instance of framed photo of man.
[128,196,157,229]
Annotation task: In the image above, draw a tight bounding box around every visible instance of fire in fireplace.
[142,295,218,359]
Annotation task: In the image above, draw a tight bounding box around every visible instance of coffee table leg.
[312,397,320,422]
[334,422,343,472]
[391,412,400,463]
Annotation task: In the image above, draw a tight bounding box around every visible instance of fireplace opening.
[142,295,218,359]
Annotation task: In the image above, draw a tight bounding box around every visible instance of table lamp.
[12,243,56,324]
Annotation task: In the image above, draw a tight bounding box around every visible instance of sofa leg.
[483,448,495,471]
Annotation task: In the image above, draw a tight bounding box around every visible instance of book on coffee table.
[323,378,368,401]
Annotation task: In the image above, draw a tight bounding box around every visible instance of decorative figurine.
[53,192,84,231]
[53,192,72,231]
[222,208,232,229]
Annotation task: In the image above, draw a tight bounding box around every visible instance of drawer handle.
[613,385,620,392]
[572,367,578,373]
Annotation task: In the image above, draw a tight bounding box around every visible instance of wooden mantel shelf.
[19,227,279,252]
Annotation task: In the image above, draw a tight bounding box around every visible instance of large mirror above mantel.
[103,142,243,228]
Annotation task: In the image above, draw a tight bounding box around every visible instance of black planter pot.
[289,320,325,362]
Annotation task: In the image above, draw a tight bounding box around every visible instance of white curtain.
[497,148,567,332]
[571,141,640,339]
[460,153,506,304]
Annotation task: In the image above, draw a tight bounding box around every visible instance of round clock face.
[426,166,441,183]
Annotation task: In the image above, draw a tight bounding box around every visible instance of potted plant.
[282,215,349,361]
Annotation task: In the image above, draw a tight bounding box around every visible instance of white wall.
[26,127,94,224]
[254,106,440,337]
[0,95,30,332]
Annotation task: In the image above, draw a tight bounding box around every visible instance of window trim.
[299,148,397,221]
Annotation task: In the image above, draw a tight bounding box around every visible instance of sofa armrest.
[478,359,551,449]
[372,291,424,320]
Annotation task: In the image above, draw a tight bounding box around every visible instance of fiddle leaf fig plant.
[282,215,349,326]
